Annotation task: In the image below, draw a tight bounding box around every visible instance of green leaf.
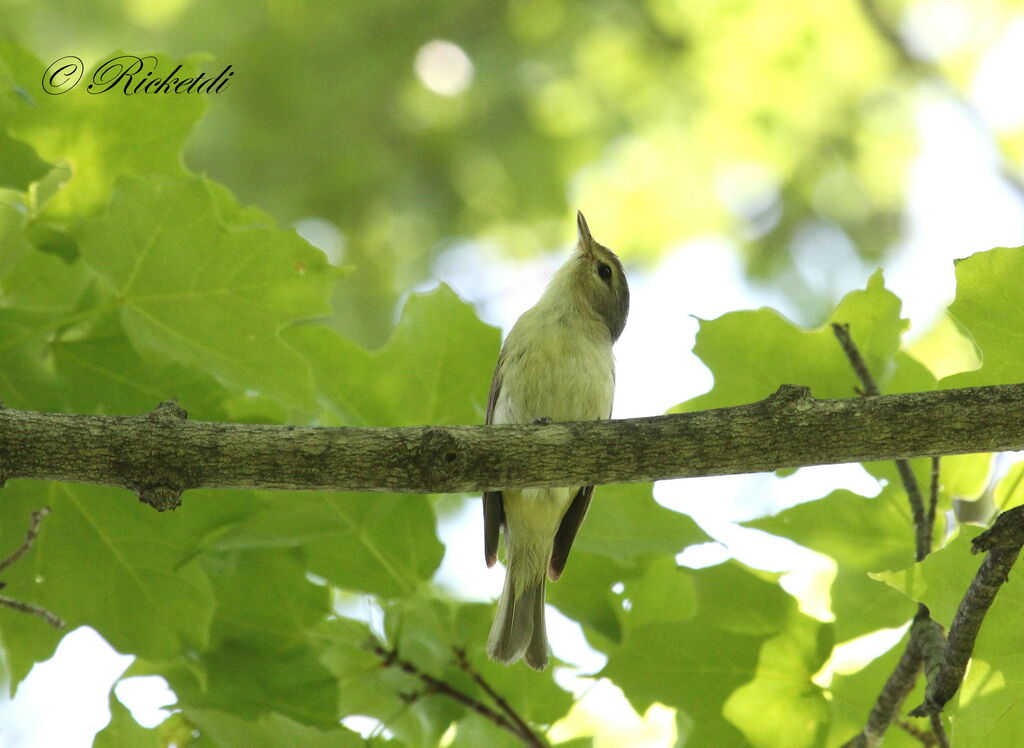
[748,488,919,640]
[940,453,994,503]
[171,641,340,729]
[616,555,697,627]
[79,175,334,414]
[828,572,916,643]
[723,614,832,748]
[604,620,756,745]
[0,485,213,685]
[319,601,573,746]
[211,492,444,599]
[994,461,1024,511]
[186,709,364,747]
[0,199,90,312]
[547,483,709,650]
[545,551,632,645]
[574,482,709,563]
[944,247,1024,388]
[954,651,1024,747]
[284,284,500,426]
[202,548,330,653]
[2,45,205,217]
[747,488,915,573]
[916,532,1024,745]
[51,316,231,419]
[677,270,908,412]
[0,198,95,411]
[869,520,1024,746]
[602,561,793,745]
[93,692,163,748]
[871,531,978,625]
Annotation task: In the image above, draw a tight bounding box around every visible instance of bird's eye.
[597,262,612,281]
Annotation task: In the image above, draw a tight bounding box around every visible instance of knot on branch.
[144,399,188,424]
[126,400,191,511]
[767,384,814,409]
[134,483,185,512]
[972,505,1024,554]
[414,426,464,491]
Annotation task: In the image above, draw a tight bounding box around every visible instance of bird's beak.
[576,210,594,257]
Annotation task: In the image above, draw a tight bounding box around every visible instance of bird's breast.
[494,321,615,425]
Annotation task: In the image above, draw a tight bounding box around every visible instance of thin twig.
[929,712,950,748]
[453,647,544,745]
[831,324,883,397]
[894,717,938,746]
[927,457,940,547]
[831,323,931,559]
[0,506,51,574]
[0,507,64,629]
[367,641,544,747]
[0,596,64,628]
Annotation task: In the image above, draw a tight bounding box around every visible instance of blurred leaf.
[319,600,573,747]
[186,709,365,747]
[954,650,1024,747]
[2,45,205,218]
[748,487,918,639]
[50,316,230,419]
[994,462,1024,511]
[546,550,632,645]
[723,613,832,748]
[0,6,1020,740]
[0,197,94,411]
[93,692,163,748]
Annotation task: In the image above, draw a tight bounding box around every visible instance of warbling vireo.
[483,211,629,669]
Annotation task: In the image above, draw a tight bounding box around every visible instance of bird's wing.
[548,484,594,581]
[482,350,505,567]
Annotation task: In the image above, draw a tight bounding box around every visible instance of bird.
[483,211,629,669]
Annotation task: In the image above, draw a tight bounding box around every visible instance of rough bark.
[3,382,1024,510]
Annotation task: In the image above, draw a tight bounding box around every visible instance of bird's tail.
[486,564,548,670]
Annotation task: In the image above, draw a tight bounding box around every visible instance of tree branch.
[3,385,1024,509]
[840,606,942,748]
[911,505,1024,716]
